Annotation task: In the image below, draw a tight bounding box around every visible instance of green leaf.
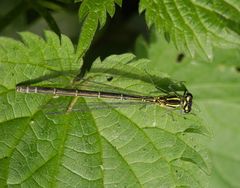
[0,31,209,187]
[0,2,27,33]
[137,33,240,187]
[0,31,77,89]
[32,2,62,40]
[139,0,240,59]
[76,0,122,59]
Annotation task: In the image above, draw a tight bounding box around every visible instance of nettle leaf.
[139,34,240,187]
[76,0,122,58]
[32,2,61,40]
[139,0,240,59]
[0,32,209,187]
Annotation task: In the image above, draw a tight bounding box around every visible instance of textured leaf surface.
[0,32,208,187]
[76,0,122,58]
[137,33,240,187]
[139,0,240,59]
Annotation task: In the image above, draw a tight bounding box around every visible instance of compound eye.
[186,93,193,102]
[184,100,192,113]
[184,104,191,113]
[182,92,193,113]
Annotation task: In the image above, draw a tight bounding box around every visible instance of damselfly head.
[183,92,193,113]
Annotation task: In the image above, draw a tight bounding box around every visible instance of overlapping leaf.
[139,0,240,59]
[75,0,122,58]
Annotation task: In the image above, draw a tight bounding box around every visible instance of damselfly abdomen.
[16,85,193,113]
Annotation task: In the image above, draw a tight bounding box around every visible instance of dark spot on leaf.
[106,76,113,81]
[176,53,185,63]
[236,67,240,72]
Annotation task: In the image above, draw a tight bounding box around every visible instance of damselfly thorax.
[16,85,193,113]
[152,91,193,113]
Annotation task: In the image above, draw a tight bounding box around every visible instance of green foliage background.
[0,0,239,187]
[143,35,240,187]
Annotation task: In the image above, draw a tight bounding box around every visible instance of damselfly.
[16,85,193,113]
